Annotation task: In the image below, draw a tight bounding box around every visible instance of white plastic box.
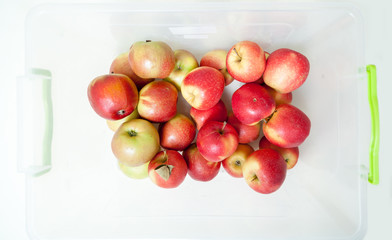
[19,2,374,239]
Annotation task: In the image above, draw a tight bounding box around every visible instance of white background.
[0,0,391,239]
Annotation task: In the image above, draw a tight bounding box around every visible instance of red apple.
[164,49,199,90]
[200,49,234,86]
[137,80,178,122]
[196,121,239,162]
[87,74,138,120]
[222,144,254,178]
[181,66,225,110]
[110,51,154,90]
[243,149,287,194]
[148,150,188,189]
[159,113,196,151]
[263,48,310,93]
[227,111,261,144]
[183,143,221,182]
[190,99,227,130]
[263,104,311,148]
[231,83,275,125]
[128,40,175,79]
[106,109,139,132]
[226,41,266,83]
[111,119,160,167]
[263,84,292,106]
[259,136,299,169]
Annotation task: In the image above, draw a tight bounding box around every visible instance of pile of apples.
[87,40,311,194]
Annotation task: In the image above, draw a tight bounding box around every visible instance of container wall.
[24,3,368,240]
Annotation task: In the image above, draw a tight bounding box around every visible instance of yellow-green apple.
[263,104,311,148]
[137,80,178,122]
[200,49,234,86]
[227,111,261,144]
[231,83,275,125]
[148,150,187,189]
[181,66,225,110]
[254,52,270,84]
[226,41,266,83]
[128,40,175,79]
[263,84,292,106]
[111,119,160,167]
[196,121,239,162]
[87,74,138,120]
[118,161,149,179]
[222,144,254,178]
[109,51,153,90]
[106,109,139,132]
[263,48,310,93]
[183,143,221,182]
[243,149,287,194]
[190,99,227,130]
[159,113,196,151]
[164,49,199,90]
[259,136,299,169]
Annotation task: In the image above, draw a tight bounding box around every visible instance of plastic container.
[18,2,379,240]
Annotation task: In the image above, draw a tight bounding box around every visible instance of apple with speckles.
[137,80,178,122]
[243,148,287,194]
[181,66,225,110]
[159,113,196,151]
[226,41,266,83]
[129,40,175,79]
[232,83,275,126]
[263,104,311,148]
[263,48,310,93]
[196,121,239,162]
[148,150,188,189]
[87,74,138,120]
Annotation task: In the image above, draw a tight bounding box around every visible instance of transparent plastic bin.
[18,2,379,240]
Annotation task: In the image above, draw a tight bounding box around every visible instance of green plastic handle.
[367,65,379,185]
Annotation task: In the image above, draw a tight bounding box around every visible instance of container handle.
[367,65,379,185]
[17,68,53,177]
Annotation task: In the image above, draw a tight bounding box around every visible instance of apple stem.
[163,150,168,163]
[233,48,242,61]
[222,121,227,131]
[251,175,258,182]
